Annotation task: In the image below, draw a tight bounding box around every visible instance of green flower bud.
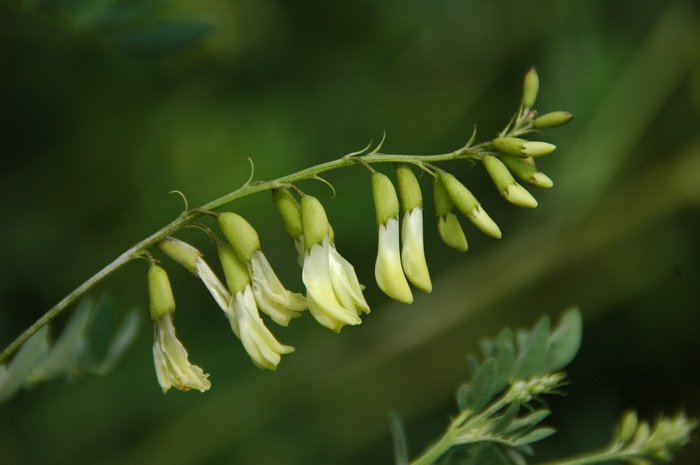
[499,154,554,188]
[272,188,303,239]
[522,66,539,108]
[433,177,468,251]
[217,243,250,295]
[492,137,556,158]
[156,237,203,273]
[439,172,501,238]
[395,164,422,212]
[217,212,261,263]
[482,155,538,208]
[148,264,176,320]
[300,195,330,250]
[533,111,574,129]
[371,171,400,225]
[618,411,639,444]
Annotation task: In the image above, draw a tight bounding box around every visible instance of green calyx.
[156,237,203,273]
[217,212,261,263]
[438,172,479,216]
[272,188,303,239]
[148,264,176,320]
[217,243,250,295]
[371,171,400,225]
[395,164,422,212]
[300,195,330,250]
[433,176,455,218]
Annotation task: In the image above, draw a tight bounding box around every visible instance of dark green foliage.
[0,296,141,401]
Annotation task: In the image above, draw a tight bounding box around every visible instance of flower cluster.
[143,66,571,393]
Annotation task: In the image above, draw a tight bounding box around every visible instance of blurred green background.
[1,0,700,464]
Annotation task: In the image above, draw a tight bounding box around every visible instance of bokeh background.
[1,0,700,464]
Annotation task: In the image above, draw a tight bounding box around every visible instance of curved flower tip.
[401,208,432,293]
[302,238,368,332]
[376,218,413,304]
[153,313,211,393]
[227,286,294,370]
[438,213,468,252]
[249,250,307,326]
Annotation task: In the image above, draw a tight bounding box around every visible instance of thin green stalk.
[0,147,486,364]
[534,449,630,465]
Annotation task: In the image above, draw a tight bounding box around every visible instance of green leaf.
[492,328,516,393]
[456,383,470,410]
[83,295,116,369]
[466,359,499,412]
[506,410,551,436]
[493,401,521,434]
[513,316,550,380]
[545,307,582,372]
[0,327,50,402]
[90,309,142,375]
[388,412,409,465]
[512,427,556,446]
[29,298,94,382]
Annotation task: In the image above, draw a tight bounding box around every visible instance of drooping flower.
[217,243,295,369]
[396,164,432,293]
[148,263,210,393]
[439,172,502,239]
[225,286,295,370]
[371,171,413,303]
[217,212,307,326]
[433,176,469,252]
[481,154,538,208]
[300,195,369,332]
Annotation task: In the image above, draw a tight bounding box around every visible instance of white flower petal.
[249,251,307,326]
[230,287,294,370]
[194,257,232,311]
[438,213,468,252]
[401,208,432,293]
[152,313,210,393]
[328,244,370,314]
[302,239,363,332]
[375,218,413,304]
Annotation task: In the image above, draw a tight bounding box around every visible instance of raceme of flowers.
[144,67,573,393]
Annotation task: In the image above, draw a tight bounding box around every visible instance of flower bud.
[433,177,468,252]
[482,155,538,208]
[533,111,574,129]
[618,411,639,444]
[499,154,554,188]
[217,212,261,263]
[522,66,539,109]
[156,237,203,273]
[301,195,331,250]
[148,264,176,320]
[492,137,556,158]
[272,188,303,239]
[371,172,400,225]
[439,172,501,238]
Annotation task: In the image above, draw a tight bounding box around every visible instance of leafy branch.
[392,309,696,465]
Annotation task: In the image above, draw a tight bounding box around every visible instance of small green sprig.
[0,67,574,397]
[393,309,697,465]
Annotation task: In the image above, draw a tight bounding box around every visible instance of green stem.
[0,147,485,364]
[409,429,457,465]
[534,448,630,465]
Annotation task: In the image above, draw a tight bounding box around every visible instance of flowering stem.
[0,146,489,364]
